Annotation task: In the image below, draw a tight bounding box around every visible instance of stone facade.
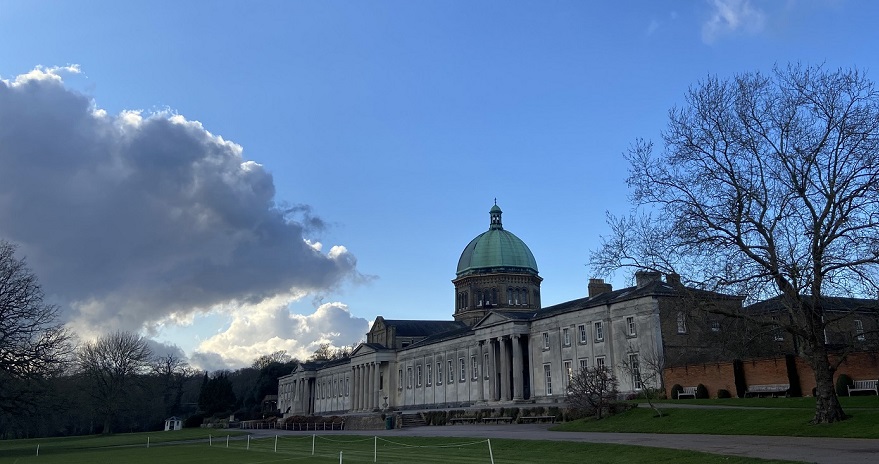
[277,206,742,419]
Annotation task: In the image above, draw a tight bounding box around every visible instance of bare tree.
[591,64,879,423]
[153,353,195,417]
[252,350,292,370]
[78,331,153,433]
[619,344,665,417]
[566,366,619,419]
[0,240,73,413]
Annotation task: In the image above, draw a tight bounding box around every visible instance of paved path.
[247,424,879,463]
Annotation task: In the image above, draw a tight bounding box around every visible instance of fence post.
[488,439,495,464]
[275,435,278,452]
[312,434,316,455]
[226,435,229,448]
[247,435,250,450]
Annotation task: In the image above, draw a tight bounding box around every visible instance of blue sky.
[1,0,877,370]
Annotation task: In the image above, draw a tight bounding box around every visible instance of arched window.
[463,292,468,308]
[477,290,483,307]
[521,289,528,306]
[491,288,498,305]
[507,288,513,305]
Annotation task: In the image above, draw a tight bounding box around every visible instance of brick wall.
[664,352,879,398]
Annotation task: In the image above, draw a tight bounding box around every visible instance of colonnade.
[351,360,382,411]
[483,333,527,402]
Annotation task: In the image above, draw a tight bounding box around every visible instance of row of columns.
[288,377,313,415]
[351,361,382,412]
[484,334,526,402]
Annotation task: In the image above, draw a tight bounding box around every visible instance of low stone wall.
[342,414,386,430]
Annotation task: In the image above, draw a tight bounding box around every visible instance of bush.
[696,384,709,399]
[835,374,853,396]
[671,384,683,399]
[717,389,732,398]
[183,414,204,428]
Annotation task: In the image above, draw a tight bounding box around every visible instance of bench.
[745,384,790,397]
[448,417,478,424]
[481,416,513,424]
[677,386,697,399]
[848,380,878,396]
[519,415,556,424]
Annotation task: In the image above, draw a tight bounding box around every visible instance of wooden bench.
[745,384,790,397]
[848,380,878,396]
[677,386,697,399]
[448,417,478,424]
[481,416,513,424]
[519,415,556,424]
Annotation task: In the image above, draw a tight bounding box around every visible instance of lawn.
[555,404,879,438]
[645,395,879,409]
[0,431,797,464]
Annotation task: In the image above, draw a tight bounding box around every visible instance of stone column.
[367,363,374,410]
[500,336,511,401]
[489,338,498,401]
[360,364,367,411]
[374,362,382,410]
[477,341,485,401]
[513,334,524,400]
[351,366,357,411]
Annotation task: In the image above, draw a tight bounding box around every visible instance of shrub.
[717,389,732,398]
[184,414,204,428]
[835,374,853,396]
[696,384,709,399]
[671,384,683,399]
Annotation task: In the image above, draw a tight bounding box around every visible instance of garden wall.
[664,352,879,398]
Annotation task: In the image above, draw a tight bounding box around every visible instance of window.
[629,353,642,390]
[578,324,587,343]
[579,358,588,372]
[437,361,443,385]
[484,353,490,379]
[563,327,571,346]
[471,355,478,379]
[544,364,553,395]
[335,379,339,397]
[346,378,350,396]
[596,356,606,371]
[416,365,422,387]
[772,316,784,341]
[398,369,403,389]
[563,360,573,388]
[676,312,687,334]
[626,316,636,336]
[427,364,432,386]
[448,360,454,383]
[594,321,604,342]
[542,332,550,349]
[855,319,866,341]
[407,367,413,389]
[459,358,466,381]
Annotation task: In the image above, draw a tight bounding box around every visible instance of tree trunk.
[807,347,847,424]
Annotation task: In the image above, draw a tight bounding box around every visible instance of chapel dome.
[455,204,538,278]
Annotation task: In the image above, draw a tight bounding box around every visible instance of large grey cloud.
[0,67,362,339]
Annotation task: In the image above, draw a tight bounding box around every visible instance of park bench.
[847,379,878,396]
[448,416,478,424]
[481,416,513,424]
[677,386,697,399]
[519,415,556,424]
[745,383,789,397]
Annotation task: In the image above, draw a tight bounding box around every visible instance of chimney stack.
[588,278,613,297]
[635,270,662,288]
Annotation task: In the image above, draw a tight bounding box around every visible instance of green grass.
[644,395,879,409]
[0,432,796,464]
[554,405,879,438]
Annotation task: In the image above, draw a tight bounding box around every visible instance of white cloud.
[0,66,365,348]
[702,0,767,44]
[192,301,369,370]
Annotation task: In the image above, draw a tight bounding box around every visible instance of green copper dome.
[456,204,539,277]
